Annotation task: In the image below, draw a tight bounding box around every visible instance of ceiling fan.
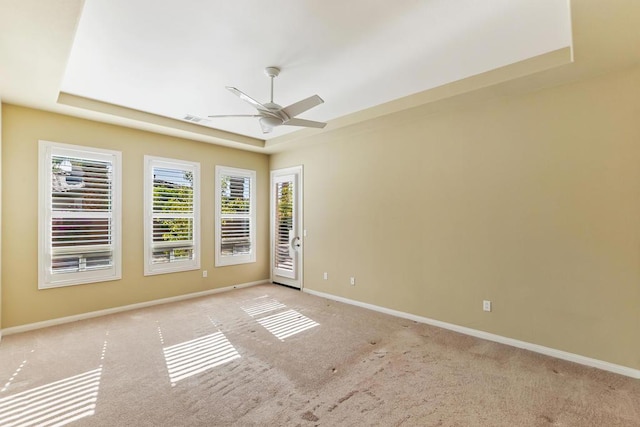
[209,67,326,134]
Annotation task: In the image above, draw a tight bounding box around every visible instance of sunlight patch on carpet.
[1,351,32,393]
[163,331,240,385]
[241,296,286,317]
[0,368,102,427]
[256,309,319,341]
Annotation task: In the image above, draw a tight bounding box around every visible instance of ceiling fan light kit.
[208,66,327,134]
[260,116,283,128]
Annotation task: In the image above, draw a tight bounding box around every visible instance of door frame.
[270,165,303,289]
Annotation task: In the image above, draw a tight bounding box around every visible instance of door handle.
[291,236,301,249]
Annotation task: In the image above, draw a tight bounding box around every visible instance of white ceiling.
[24,0,640,152]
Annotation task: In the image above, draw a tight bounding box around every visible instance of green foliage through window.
[152,167,194,263]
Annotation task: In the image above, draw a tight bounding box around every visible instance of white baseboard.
[303,288,640,380]
[1,279,269,336]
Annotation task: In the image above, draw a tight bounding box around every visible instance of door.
[271,166,303,288]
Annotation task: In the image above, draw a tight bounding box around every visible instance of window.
[144,156,200,275]
[38,141,122,289]
[215,166,256,266]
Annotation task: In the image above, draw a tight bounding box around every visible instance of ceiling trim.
[55,46,571,154]
[266,46,573,149]
[57,92,265,149]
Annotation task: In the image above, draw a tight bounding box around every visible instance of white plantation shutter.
[274,180,294,274]
[144,157,200,275]
[39,141,122,289]
[220,176,251,253]
[215,166,256,266]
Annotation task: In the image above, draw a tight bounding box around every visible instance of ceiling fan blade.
[226,87,271,113]
[281,95,324,119]
[208,114,262,118]
[283,118,327,129]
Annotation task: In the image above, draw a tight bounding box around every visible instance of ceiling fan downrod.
[264,66,280,104]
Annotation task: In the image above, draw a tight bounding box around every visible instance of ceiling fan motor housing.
[263,102,282,111]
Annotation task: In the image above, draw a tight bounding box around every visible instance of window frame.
[144,156,201,276]
[38,140,122,289]
[215,166,257,267]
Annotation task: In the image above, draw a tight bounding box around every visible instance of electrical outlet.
[350,277,356,286]
[323,272,328,280]
[483,300,491,312]
[202,270,208,278]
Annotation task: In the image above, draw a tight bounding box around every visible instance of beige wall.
[1,105,270,328]
[271,65,640,370]
[2,64,639,370]
[0,100,2,335]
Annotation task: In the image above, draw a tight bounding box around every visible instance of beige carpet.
[0,284,638,426]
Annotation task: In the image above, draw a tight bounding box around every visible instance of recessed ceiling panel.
[61,0,572,140]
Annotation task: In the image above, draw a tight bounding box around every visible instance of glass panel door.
[271,167,302,288]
